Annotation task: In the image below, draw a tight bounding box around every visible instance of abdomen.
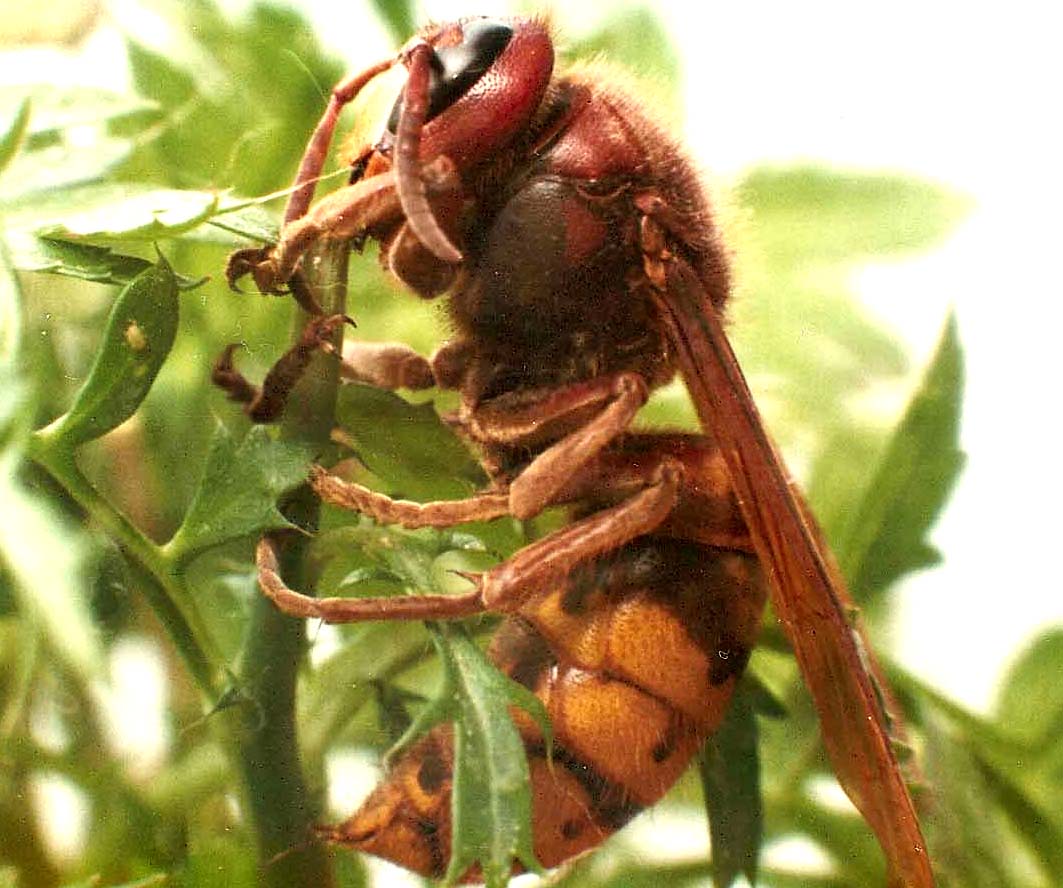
[326,436,767,878]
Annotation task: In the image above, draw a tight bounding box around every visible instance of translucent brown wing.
[652,257,933,888]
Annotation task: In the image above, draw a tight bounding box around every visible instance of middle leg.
[260,459,681,624]
[313,371,649,526]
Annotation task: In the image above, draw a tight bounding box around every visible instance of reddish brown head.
[377,17,554,263]
[387,17,555,171]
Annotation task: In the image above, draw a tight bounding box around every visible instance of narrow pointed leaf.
[44,258,178,448]
[7,230,152,284]
[60,876,167,888]
[435,624,546,886]
[839,312,965,601]
[299,621,429,764]
[0,138,134,201]
[369,0,416,44]
[973,750,1063,882]
[0,460,103,683]
[0,236,23,440]
[995,629,1063,748]
[922,716,1021,888]
[699,682,762,888]
[0,87,153,200]
[0,85,158,137]
[565,7,679,91]
[3,231,204,289]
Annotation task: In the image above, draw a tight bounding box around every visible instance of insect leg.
[228,158,462,296]
[212,314,353,423]
[312,372,648,527]
[285,57,397,225]
[338,338,473,393]
[226,172,404,295]
[339,341,435,390]
[503,373,648,519]
[257,536,486,622]
[310,466,511,527]
[260,461,680,624]
[476,460,681,611]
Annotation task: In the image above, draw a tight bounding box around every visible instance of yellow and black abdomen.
[329,436,767,878]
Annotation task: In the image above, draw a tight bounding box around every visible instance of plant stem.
[234,242,349,888]
[25,436,230,703]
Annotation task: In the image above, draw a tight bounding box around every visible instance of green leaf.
[6,136,134,199]
[434,624,546,887]
[732,167,968,526]
[0,88,151,201]
[0,237,24,444]
[0,97,30,175]
[551,860,737,888]
[5,229,154,285]
[6,233,205,290]
[311,523,504,606]
[174,835,257,888]
[740,166,969,266]
[335,384,486,500]
[43,258,179,448]
[0,85,158,138]
[995,629,1063,749]
[60,877,168,888]
[124,4,344,199]
[310,529,407,598]
[698,682,762,888]
[771,799,887,886]
[308,517,546,884]
[205,203,280,245]
[125,38,198,110]
[298,621,430,764]
[312,523,444,592]
[32,186,222,243]
[333,850,370,888]
[164,424,315,564]
[888,662,1026,759]
[837,312,965,601]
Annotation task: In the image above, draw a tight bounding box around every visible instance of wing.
[652,256,933,888]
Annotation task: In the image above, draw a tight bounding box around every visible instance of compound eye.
[387,19,513,132]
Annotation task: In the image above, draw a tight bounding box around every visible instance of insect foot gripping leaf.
[228,14,934,887]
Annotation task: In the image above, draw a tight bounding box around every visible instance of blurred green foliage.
[1,2,1059,888]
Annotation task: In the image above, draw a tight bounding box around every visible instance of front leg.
[226,158,462,297]
[212,313,352,423]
